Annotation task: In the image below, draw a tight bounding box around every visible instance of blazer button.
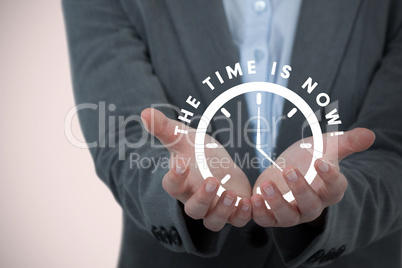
[334,245,346,259]
[151,225,163,242]
[151,226,183,247]
[160,227,172,245]
[307,250,325,263]
[170,227,183,246]
[307,245,346,264]
[319,248,336,263]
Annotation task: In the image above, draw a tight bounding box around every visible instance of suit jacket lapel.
[276,0,363,155]
[165,0,241,103]
[165,1,260,182]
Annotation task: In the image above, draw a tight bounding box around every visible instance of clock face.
[194,82,324,205]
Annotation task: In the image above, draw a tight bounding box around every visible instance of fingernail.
[175,164,186,175]
[241,203,250,212]
[223,195,234,207]
[263,184,275,197]
[285,169,298,182]
[318,160,330,173]
[253,198,262,208]
[205,181,217,193]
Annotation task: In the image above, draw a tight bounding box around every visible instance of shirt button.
[254,0,267,13]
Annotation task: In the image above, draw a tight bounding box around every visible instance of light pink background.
[0,0,122,267]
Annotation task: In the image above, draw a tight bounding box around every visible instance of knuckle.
[323,168,340,184]
[162,173,187,197]
[194,192,211,207]
[324,174,337,184]
[231,220,247,228]
[184,204,202,220]
[303,203,322,218]
[341,179,349,192]
[279,218,299,227]
[203,220,222,232]
[331,192,345,204]
[214,208,230,220]
[333,180,348,197]
[268,200,284,212]
[253,215,274,227]
[309,200,322,213]
[162,180,179,197]
[162,173,174,188]
[231,213,250,227]
[238,210,251,220]
[167,187,183,198]
[169,173,184,185]
[291,184,307,196]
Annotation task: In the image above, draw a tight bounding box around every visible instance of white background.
[0,0,122,267]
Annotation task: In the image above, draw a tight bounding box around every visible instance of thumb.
[141,108,189,151]
[336,128,375,161]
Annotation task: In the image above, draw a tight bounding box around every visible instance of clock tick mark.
[287,108,298,118]
[221,174,231,184]
[206,143,218,148]
[256,93,262,105]
[330,131,344,136]
[221,108,231,118]
[300,143,312,149]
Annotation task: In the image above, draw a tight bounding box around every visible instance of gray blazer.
[62,0,402,267]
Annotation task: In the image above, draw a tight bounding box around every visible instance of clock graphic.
[194,82,324,206]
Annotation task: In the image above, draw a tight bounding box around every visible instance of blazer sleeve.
[270,8,402,268]
[62,0,230,257]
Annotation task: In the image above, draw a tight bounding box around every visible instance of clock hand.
[256,105,283,171]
